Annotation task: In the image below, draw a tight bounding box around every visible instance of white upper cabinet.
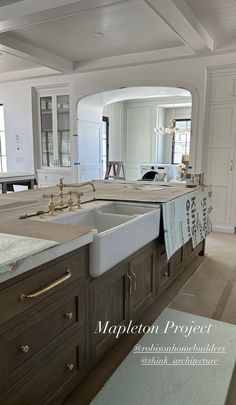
[211,76,236,102]
[34,85,72,187]
[206,67,236,232]
[39,93,71,168]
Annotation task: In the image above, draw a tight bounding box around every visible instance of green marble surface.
[92,308,236,405]
[0,232,58,273]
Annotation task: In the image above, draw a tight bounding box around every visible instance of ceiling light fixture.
[154,105,191,137]
[154,105,176,137]
[92,32,104,38]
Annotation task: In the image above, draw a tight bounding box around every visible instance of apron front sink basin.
[45,202,161,278]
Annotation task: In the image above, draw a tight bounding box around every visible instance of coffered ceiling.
[0,0,235,81]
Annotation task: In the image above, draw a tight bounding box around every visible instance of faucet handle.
[57,178,64,189]
[67,191,74,211]
[42,193,56,216]
[76,191,83,209]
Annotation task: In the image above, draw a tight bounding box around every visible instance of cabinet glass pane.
[57,95,71,167]
[40,97,54,167]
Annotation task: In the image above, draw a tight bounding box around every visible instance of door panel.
[206,104,236,230]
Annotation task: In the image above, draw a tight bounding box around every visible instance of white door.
[77,120,103,181]
[206,104,236,232]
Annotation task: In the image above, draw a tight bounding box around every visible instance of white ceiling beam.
[0,0,129,33]
[74,45,194,72]
[145,0,214,54]
[0,33,73,73]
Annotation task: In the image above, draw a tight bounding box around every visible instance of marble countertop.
[0,229,96,284]
[0,181,203,285]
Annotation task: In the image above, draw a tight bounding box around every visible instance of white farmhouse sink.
[45,202,161,278]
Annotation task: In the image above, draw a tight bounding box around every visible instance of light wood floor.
[64,232,236,405]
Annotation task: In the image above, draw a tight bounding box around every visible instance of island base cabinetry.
[0,246,88,405]
[88,243,156,368]
[0,238,205,404]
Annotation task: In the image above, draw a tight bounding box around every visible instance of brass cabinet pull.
[162,270,168,277]
[65,312,73,320]
[131,271,137,292]
[230,160,234,172]
[66,363,74,371]
[19,270,72,301]
[20,345,30,353]
[127,274,132,294]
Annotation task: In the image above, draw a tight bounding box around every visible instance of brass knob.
[66,363,74,371]
[20,345,30,353]
[65,312,73,320]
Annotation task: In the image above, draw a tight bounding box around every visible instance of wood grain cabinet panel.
[0,246,88,326]
[1,282,85,390]
[128,245,155,321]
[169,248,183,277]
[0,247,88,404]
[156,243,171,296]
[0,330,86,405]
[88,262,129,367]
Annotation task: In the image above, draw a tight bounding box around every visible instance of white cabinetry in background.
[206,67,236,232]
[34,85,72,187]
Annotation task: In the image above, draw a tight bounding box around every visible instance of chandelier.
[154,106,190,137]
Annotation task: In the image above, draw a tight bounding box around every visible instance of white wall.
[102,101,191,179]
[103,102,124,161]
[2,50,236,176]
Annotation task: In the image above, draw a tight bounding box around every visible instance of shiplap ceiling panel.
[11,0,184,61]
[0,52,39,72]
[185,0,236,47]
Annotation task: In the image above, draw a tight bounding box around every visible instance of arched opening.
[75,86,195,182]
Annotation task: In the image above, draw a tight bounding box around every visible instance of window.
[39,94,71,167]
[102,116,109,177]
[0,104,7,172]
[172,119,191,164]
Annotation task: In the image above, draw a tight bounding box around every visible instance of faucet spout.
[62,181,96,192]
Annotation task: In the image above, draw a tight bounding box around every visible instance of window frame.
[171,118,191,165]
[0,104,7,172]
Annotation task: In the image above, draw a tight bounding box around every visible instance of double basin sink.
[41,201,161,278]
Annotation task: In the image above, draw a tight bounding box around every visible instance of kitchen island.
[0,181,210,404]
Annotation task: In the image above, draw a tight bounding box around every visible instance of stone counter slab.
[0,233,58,274]
[0,218,92,244]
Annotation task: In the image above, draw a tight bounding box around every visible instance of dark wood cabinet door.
[156,243,171,296]
[169,247,183,277]
[129,245,155,321]
[88,262,129,367]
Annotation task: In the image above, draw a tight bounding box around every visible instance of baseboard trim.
[212,224,235,233]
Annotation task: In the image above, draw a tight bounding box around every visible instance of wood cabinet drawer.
[1,330,85,405]
[3,282,85,388]
[0,247,88,326]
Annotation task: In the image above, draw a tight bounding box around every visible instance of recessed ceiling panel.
[185,0,236,47]
[11,0,184,61]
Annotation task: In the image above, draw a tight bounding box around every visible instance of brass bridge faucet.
[57,178,96,209]
[42,180,96,216]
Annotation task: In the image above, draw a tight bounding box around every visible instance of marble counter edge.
[0,229,96,284]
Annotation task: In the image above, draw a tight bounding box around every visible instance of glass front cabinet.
[36,88,72,187]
